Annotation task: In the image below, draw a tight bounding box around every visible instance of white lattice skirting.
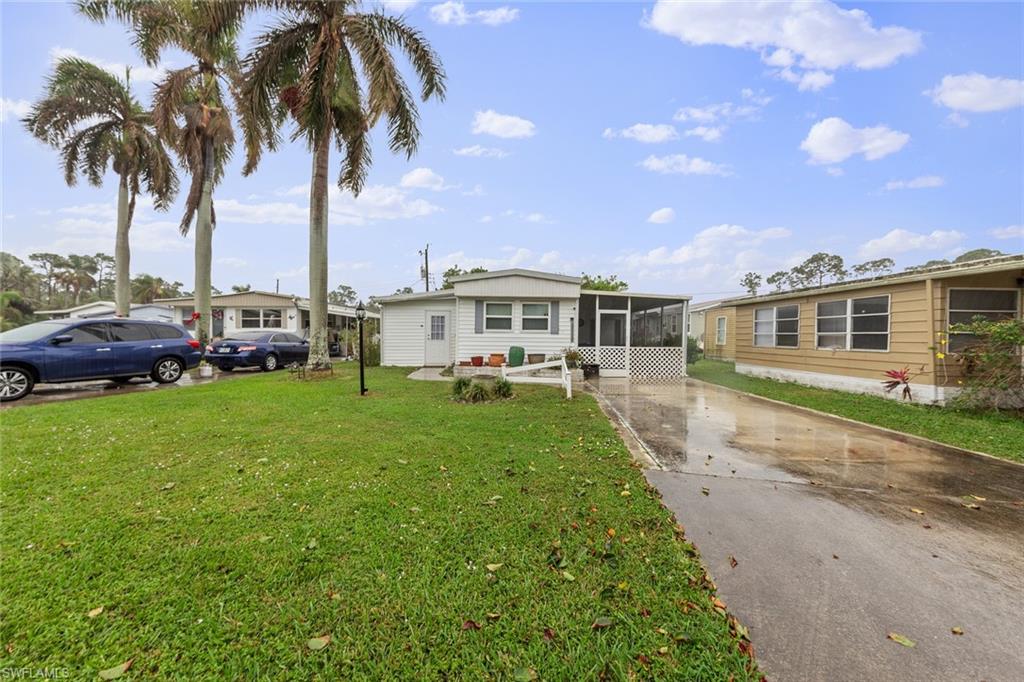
[575,346,684,379]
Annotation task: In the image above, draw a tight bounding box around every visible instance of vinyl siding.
[380,299,457,367]
[455,297,576,362]
[703,306,736,360]
[454,275,580,299]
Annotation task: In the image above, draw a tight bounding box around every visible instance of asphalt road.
[592,377,1024,682]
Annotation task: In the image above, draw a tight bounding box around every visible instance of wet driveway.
[591,378,1024,682]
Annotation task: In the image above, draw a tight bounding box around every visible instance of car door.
[43,322,113,381]
[287,334,310,363]
[270,334,297,363]
[108,321,156,376]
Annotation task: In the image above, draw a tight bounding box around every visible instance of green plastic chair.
[508,346,525,368]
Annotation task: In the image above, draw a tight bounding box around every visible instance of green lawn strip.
[1,367,757,679]
[689,360,1023,463]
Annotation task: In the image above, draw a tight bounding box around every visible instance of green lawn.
[0,367,757,680]
[689,359,1024,463]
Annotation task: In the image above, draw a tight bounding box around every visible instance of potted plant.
[527,352,545,365]
[471,355,484,367]
[488,353,505,367]
[198,360,214,378]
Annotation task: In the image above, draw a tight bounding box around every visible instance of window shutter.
[550,301,559,334]
[474,300,484,333]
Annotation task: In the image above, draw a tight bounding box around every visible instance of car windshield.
[0,320,69,343]
[223,332,268,342]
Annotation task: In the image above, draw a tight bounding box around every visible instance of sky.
[2,0,1022,302]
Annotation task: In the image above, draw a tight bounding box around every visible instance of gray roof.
[450,268,582,285]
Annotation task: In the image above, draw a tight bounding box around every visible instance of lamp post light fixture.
[355,300,367,395]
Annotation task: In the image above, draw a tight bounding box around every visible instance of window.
[430,315,446,340]
[948,289,1018,351]
[65,324,109,344]
[241,308,284,328]
[522,302,550,331]
[715,316,727,345]
[484,302,513,330]
[815,295,890,351]
[109,322,153,342]
[149,324,183,339]
[754,305,799,348]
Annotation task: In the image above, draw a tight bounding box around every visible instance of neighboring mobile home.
[723,255,1023,404]
[36,300,173,321]
[376,269,691,379]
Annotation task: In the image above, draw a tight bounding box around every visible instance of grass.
[689,359,1024,463]
[0,366,757,680]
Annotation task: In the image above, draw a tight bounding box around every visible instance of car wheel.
[0,367,33,402]
[261,353,279,372]
[151,357,184,384]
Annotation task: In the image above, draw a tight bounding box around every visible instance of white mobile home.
[376,269,691,379]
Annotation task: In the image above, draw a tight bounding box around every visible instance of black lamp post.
[355,300,367,395]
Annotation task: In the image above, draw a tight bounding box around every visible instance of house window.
[754,305,799,347]
[484,302,513,330]
[241,308,284,328]
[816,295,890,351]
[430,315,445,340]
[521,302,550,331]
[715,316,727,345]
[948,289,1018,351]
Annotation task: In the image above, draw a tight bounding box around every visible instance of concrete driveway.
[591,378,1024,682]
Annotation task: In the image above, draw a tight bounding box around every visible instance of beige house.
[723,255,1023,404]
[701,304,737,361]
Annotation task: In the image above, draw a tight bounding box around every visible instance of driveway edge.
[689,377,1023,468]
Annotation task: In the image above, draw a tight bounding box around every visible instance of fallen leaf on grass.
[542,627,556,642]
[951,627,964,636]
[591,617,613,630]
[306,634,331,650]
[485,563,504,572]
[88,606,104,618]
[636,653,651,666]
[728,556,738,569]
[910,508,925,515]
[98,660,133,679]
[486,612,501,621]
[462,620,481,631]
[960,502,981,510]
[561,571,575,582]
[712,597,727,615]
[160,482,176,491]
[513,667,538,681]
[964,495,986,502]
[887,632,915,647]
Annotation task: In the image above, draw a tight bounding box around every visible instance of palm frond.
[152,65,199,143]
[350,12,446,101]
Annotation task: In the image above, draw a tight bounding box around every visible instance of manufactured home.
[36,300,173,321]
[376,269,691,379]
[723,255,1023,403]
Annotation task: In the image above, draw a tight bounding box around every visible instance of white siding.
[381,298,457,366]
[454,275,579,299]
[455,297,577,361]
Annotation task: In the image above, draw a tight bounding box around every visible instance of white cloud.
[603,123,679,143]
[379,0,419,11]
[646,0,921,90]
[990,225,1023,240]
[647,207,676,224]
[50,46,167,84]
[946,112,970,128]
[266,183,442,225]
[453,144,508,158]
[639,154,731,177]
[925,73,1024,113]
[621,224,792,270]
[37,200,189,254]
[217,257,248,268]
[800,117,909,165]
[399,167,449,191]
[429,1,518,26]
[274,261,373,280]
[1,98,30,123]
[884,175,945,191]
[479,215,494,223]
[472,109,536,138]
[825,167,844,177]
[434,246,579,275]
[858,228,965,258]
[683,125,724,142]
[777,67,835,91]
[462,184,485,196]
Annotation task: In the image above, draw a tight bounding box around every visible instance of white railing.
[501,357,572,399]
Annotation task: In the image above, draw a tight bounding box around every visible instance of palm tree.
[240,2,445,368]
[60,254,99,306]
[23,58,177,316]
[79,0,245,347]
[132,273,174,303]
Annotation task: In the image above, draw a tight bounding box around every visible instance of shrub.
[686,336,703,364]
[452,376,471,398]
[949,317,1024,410]
[463,381,491,403]
[560,348,582,368]
[493,377,514,399]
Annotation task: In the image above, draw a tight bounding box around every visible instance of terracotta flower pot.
[489,353,505,367]
[471,356,484,367]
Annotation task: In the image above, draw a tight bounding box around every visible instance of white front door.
[424,311,450,366]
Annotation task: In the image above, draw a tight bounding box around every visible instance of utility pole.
[418,244,430,291]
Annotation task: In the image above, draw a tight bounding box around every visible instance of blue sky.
[2,1,1022,301]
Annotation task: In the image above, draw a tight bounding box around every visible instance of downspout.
[925,278,937,403]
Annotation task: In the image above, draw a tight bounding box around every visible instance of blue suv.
[0,319,202,402]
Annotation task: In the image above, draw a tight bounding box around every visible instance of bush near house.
[0,366,758,679]
[948,317,1024,411]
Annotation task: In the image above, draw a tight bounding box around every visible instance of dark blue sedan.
[0,319,202,402]
[207,331,309,372]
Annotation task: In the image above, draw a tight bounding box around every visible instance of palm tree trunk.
[306,132,331,370]
[194,135,215,347]
[114,174,131,316]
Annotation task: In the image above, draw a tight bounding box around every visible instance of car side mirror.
[51,335,73,345]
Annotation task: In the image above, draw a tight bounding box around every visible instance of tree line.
[738,248,1007,296]
[20,1,446,370]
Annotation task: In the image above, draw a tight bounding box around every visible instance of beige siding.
[455,297,576,362]
[380,298,457,367]
[703,306,736,360]
[161,292,296,308]
[454,275,580,299]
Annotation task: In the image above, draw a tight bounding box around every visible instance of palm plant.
[240,1,446,368]
[23,58,177,316]
[79,0,245,346]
